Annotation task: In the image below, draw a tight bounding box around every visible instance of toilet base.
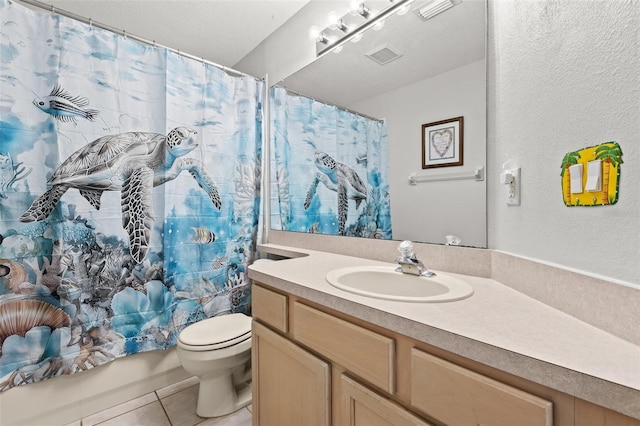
[196,364,252,418]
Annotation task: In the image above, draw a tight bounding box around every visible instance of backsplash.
[491,251,639,346]
[267,231,492,278]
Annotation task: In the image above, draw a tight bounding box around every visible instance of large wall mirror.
[270,0,487,247]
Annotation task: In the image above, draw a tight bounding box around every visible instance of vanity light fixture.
[355,3,372,19]
[327,11,350,32]
[308,25,329,45]
[313,0,415,57]
[415,0,455,20]
[316,33,330,44]
[351,32,364,43]
[396,2,412,15]
[334,19,350,33]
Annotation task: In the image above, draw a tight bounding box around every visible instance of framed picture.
[421,116,464,169]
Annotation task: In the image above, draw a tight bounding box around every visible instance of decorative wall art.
[0,0,263,390]
[560,142,622,206]
[270,87,392,239]
[422,116,464,169]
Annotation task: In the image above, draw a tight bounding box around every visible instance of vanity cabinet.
[251,282,640,426]
[252,321,330,425]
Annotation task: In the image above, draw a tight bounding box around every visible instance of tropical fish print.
[0,0,260,393]
[192,227,216,244]
[33,84,100,123]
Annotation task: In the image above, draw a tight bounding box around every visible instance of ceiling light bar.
[314,0,415,57]
[356,4,372,19]
[416,0,454,20]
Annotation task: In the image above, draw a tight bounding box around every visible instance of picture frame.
[421,116,464,169]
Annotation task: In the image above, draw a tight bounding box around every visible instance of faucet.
[395,240,435,277]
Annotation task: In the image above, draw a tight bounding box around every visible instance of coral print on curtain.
[270,87,391,239]
[0,0,262,390]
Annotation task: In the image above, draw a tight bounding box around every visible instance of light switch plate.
[506,168,521,206]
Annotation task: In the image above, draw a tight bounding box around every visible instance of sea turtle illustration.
[19,127,221,263]
[303,151,366,235]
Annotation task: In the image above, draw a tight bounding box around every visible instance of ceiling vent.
[366,44,402,65]
[415,0,455,20]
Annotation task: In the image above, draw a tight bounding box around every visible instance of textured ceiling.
[48,0,309,68]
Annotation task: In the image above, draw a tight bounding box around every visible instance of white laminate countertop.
[248,244,640,420]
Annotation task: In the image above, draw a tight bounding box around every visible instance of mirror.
[270,0,487,247]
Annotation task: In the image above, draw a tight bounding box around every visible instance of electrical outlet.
[506,168,521,206]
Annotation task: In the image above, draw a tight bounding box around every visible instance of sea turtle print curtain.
[270,86,391,239]
[0,0,262,389]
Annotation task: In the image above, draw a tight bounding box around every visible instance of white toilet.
[176,313,252,418]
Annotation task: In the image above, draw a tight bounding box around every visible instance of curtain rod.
[277,86,384,124]
[11,0,257,80]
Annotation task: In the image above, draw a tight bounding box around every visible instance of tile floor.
[64,376,252,426]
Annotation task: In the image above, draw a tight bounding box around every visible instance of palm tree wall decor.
[561,142,623,206]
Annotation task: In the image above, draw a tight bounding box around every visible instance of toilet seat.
[178,313,252,352]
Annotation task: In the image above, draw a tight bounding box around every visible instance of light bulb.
[333,45,343,54]
[397,4,411,15]
[373,20,385,31]
[327,11,340,29]
[309,26,329,44]
[308,26,321,40]
[351,32,363,43]
[349,0,361,14]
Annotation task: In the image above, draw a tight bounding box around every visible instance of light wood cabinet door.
[252,321,330,426]
[340,374,433,426]
[411,348,553,426]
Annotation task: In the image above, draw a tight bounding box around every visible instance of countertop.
[248,244,640,420]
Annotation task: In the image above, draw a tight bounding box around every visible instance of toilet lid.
[179,313,252,349]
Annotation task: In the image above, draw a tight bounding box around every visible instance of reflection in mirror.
[270,87,392,238]
[270,0,486,247]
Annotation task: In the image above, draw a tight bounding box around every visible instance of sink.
[325,266,474,303]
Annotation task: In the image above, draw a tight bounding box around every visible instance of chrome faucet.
[395,240,435,277]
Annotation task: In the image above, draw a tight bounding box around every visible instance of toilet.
[176,313,252,418]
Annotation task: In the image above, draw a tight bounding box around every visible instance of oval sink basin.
[325,266,473,303]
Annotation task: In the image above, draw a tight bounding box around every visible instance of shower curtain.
[0,0,262,390]
[270,86,391,238]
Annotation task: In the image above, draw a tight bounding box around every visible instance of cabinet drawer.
[252,284,288,333]
[411,349,553,426]
[293,302,395,393]
[341,374,433,426]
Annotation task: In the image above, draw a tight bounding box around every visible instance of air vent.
[415,0,455,20]
[366,44,402,65]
